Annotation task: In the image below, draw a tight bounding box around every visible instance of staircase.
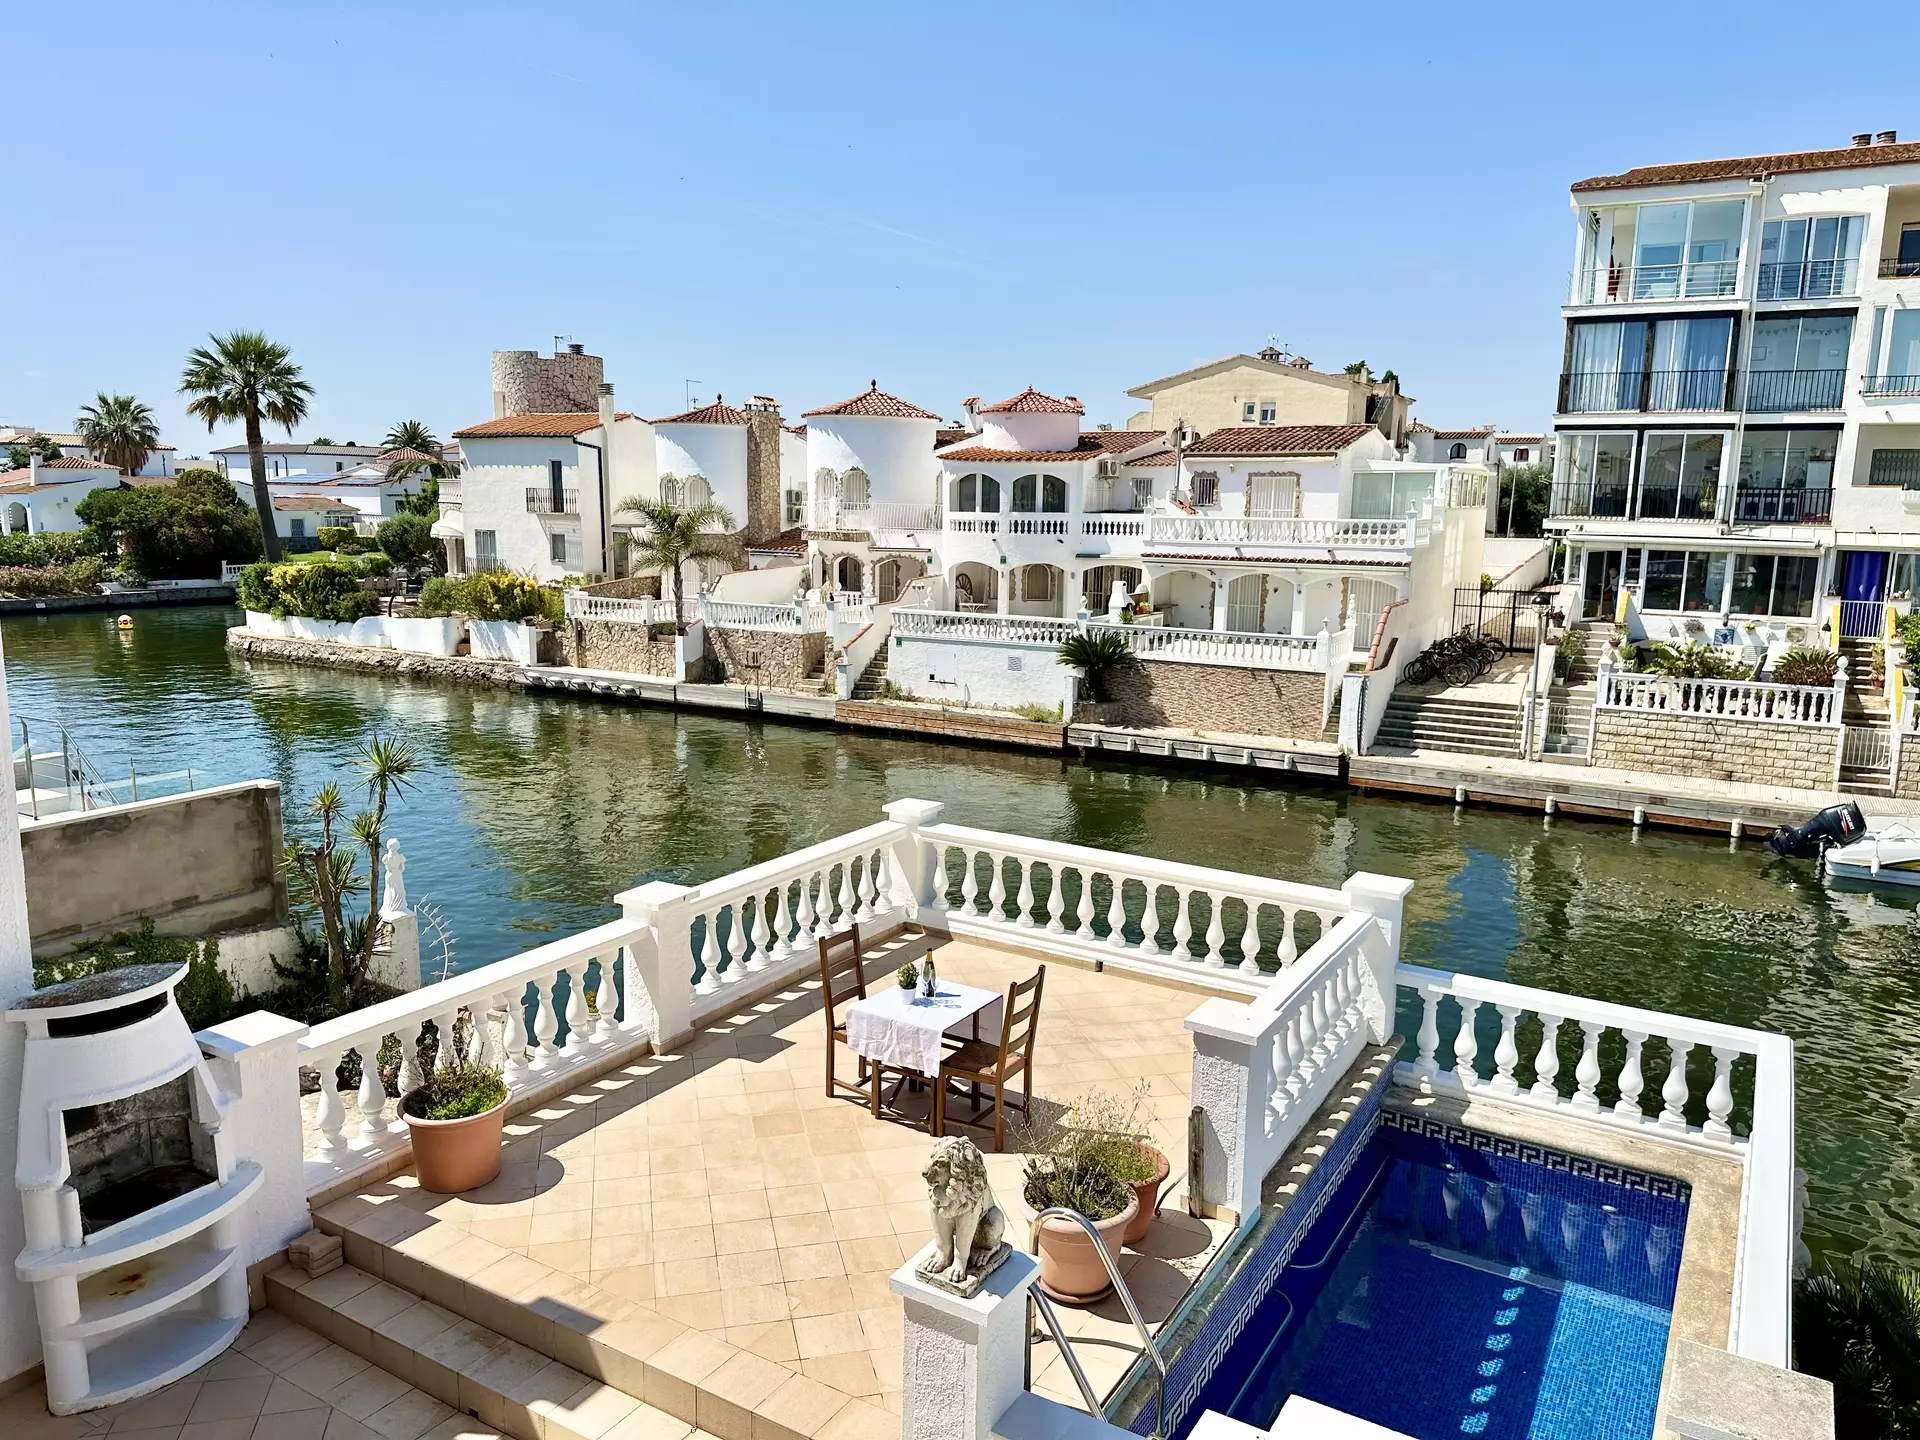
[1539,682,1595,762]
[851,648,890,700]
[1372,694,1523,758]
[1837,638,1894,794]
[1564,620,1617,683]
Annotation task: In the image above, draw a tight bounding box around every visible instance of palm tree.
[75,393,160,476]
[1795,1257,1920,1437]
[180,331,314,561]
[381,420,459,517]
[614,497,741,631]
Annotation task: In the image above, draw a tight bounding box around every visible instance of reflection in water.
[4,605,1920,1267]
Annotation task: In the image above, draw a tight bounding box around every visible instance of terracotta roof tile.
[1497,434,1547,444]
[746,526,807,554]
[272,495,360,510]
[1184,424,1375,457]
[802,382,940,420]
[1429,427,1496,440]
[653,396,749,426]
[977,387,1085,415]
[935,428,980,449]
[784,424,808,438]
[1572,140,1920,193]
[376,446,436,465]
[453,413,601,439]
[939,431,1162,464]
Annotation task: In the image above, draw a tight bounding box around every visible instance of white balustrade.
[1395,961,1797,1367]
[1080,518,1144,537]
[919,820,1350,994]
[1145,514,1413,548]
[891,609,1079,646]
[702,598,807,633]
[1003,517,1069,536]
[947,517,999,535]
[1598,671,1840,726]
[1092,620,1330,672]
[563,591,678,626]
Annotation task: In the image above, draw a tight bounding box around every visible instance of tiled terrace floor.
[315,933,1232,1432]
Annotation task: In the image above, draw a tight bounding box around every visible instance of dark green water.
[5,605,1917,1269]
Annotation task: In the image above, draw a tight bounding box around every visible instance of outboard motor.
[1766,801,1867,858]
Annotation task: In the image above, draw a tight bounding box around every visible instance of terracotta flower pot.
[1121,1145,1171,1247]
[404,1093,507,1194]
[1031,1193,1139,1304]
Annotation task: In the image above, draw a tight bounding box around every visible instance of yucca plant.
[1794,1257,1920,1438]
[1772,647,1840,688]
[1057,629,1132,702]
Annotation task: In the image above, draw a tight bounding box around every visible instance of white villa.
[0,456,131,534]
[0,428,178,478]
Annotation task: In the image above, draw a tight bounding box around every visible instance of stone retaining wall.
[836,700,1064,751]
[562,618,678,676]
[1590,709,1837,789]
[226,629,524,687]
[1892,741,1920,801]
[707,627,825,690]
[1096,659,1326,739]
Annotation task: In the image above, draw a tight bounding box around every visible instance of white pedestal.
[891,1245,1039,1440]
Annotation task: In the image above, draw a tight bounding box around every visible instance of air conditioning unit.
[1096,458,1121,479]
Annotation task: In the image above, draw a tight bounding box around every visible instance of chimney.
[1879,130,1899,145]
[741,397,784,543]
[28,451,38,482]
[962,396,979,429]
[1851,133,1873,147]
[598,381,616,430]
[568,342,585,355]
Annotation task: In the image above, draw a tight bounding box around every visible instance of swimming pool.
[1143,1112,1690,1440]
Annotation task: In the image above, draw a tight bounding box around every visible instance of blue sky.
[7,1,1919,452]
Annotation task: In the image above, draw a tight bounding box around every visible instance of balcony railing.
[1879,258,1920,279]
[525,488,580,515]
[1573,259,1741,304]
[1863,375,1920,397]
[1633,485,1719,522]
[1743,368,1845,412]
[1756,258,1859,300]
[1559,369,1734,414]
[1733,486,1833,524]
[1869,451,1920,488]
[1143,514,1412,547]
[1549,483,1632,519]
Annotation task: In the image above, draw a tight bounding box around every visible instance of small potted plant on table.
[402,1016,509,1193]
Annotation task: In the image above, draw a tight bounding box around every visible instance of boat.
[1825,821,1920,886]
[1766,802,1867,859]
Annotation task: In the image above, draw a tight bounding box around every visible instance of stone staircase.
[851,649,890,700]
[1540,682,1596,763]
[1837,637,1894,795]
[1563,620,1617,683]
[1372,694,1523,758]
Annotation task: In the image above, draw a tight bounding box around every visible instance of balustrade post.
[1660,1040,1693,1131]
[1530,1015,1564,1101]
[1413,988,1442,1090]
[1573,1022,1604,1112]
[881,797,946,917]
[615,880,697,1054]
[1453,998,1481,1087]
[1616,1029,1647,1120]
[196,1011,311,1265]
[1705,1046,1738,1139]
[1341,873,1417,1044]
[1184,997,1274,1225]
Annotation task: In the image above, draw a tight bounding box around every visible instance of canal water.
[5,605,1917,1270]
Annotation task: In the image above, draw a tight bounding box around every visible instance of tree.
[7,435,62,469]
[76,468,260,579]
[311,436,335,445]
[1795,1257,1920,1438]
[281,735,420,1011]
[1496,461,1553,537]
[376,511,439,571]
[382,421,458,518]
[180,331,314,562]
[75,393,161,475]
[613,497,741,630]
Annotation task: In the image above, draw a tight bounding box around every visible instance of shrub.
[238,560,379,621]
[402,1049,506,1122]
[0,557,109,598]
[414,575,460,617]
[1649,640,1743,680]
[1013,702,1063,724]
[1794,1257,1920,1437]
[1057,629,1133,702]
[76,476,260,579]
[316,525,356,551]
[0,531,89,568]
[1772,647,1839,688]
[1015,1081,1154,1223]
[376,511,438,570]
[1553,628,1585,683]
[34,919,239,1033]
[465,570,547,621]
[355,553,394,579]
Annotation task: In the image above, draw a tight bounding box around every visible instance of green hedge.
[237,560,379,621]
[414,571,551,621]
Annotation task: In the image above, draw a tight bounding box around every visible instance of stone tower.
[490,343,605,418]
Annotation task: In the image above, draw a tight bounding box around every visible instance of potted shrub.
[402,1022,508,1194]
[1078,1081,1169,1247]
[1017,1090,1142,1303]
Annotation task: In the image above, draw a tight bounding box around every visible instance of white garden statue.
[380,837,410,919]
[917,1137,1008,1296]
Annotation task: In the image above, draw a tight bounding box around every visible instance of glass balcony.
[1573,260,1741,304]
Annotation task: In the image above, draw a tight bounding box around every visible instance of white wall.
[888,633,1072,713]
[806,414,939,510]
[458,434,596,582]
[0,632,42,1384]
[654,423,749,523]
[2,474,121,533]
[976,410,1079,453]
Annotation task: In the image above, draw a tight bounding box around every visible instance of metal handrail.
[1026,1205,1167,1438]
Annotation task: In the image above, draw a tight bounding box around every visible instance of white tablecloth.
[844,981,1004,1079]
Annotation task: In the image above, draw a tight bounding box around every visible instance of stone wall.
[742,406,785,542]
[227,630,523,686]
[490,348,603,418]
[1590,710,1838,789]
[562,619,679,676]
[585,575,662,600]
[707,627,825,690]
[1094,659,1327,739]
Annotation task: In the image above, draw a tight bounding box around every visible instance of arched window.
[835,555,864,593]
[953,473,1000,512]
[841,467,870,510]
[1515,447,1530,462]
[1011,475,1066,513]
[1449,442,1468,461]
[1020,565,1056,602]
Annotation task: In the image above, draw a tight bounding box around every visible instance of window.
[953,473,999,512]
[1737,429,1838,495]
[1643,550,1686,610]
[1242,402,1256,422]
[1514,448,1530,462]
[1556,433,1636,516]
[548,458,565,511]
[475,530,498,570]
[335,461,345,472]
[1682,551,1727,612]
[1648,316,1734,409]
[1189,471,1220,507]
[1747,314,1851,410]
[1627,198,1744,297]
[1566,317,1732,411]
[841,467,870,510]
[1225,575,1263,631]
[1130,475,1154,511]
[1448,442,1468,460]
[289,517,306,538]
[1869,450,1920,488]
[1896,224,1920,279]
[550,533,569,566]
[1637,433,1724,520]
[1010,474,1065,512]
[1639,550,1732,612]
[1258,402,1277,424]
[1019,564,1056,602]
[1727,553,1819,617]
[1759,216,1865,299]
[1351,469,1436,520]
[1877,311,1920,390]
[1247,471,1299,517]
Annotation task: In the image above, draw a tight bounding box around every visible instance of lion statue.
[919,1136,1007,1286]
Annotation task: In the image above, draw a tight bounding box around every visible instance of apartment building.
[1123,347,1412,450]
[1551,130,1920,640]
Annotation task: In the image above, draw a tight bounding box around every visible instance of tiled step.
[268,1263,709,1440]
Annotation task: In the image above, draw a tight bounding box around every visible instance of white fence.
[892,609,1346,675]
[562,591,680,626]
[1598,670,1842,726]
[892,609,1080,646]
[703,598,807,633]
[1144,515,1413,548]
[1395,963,1798,1366]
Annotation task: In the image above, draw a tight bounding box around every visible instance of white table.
[844,980,1004,1081]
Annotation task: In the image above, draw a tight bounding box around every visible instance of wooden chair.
[932,966,1044,1152]
[819,924,873,1101]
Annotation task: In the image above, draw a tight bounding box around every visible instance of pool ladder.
[1025,1206,1168,1440]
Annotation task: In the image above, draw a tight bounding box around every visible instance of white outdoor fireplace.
[9,962,262,1414]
